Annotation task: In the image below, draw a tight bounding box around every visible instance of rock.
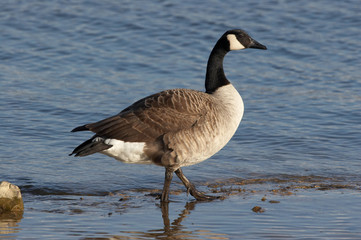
[0,181,24,215]
[252,206,265,213]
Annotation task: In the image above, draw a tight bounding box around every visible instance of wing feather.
[77,89,213,142]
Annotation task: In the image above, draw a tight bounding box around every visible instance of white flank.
[101,139,151,164]
[227,34,245,50]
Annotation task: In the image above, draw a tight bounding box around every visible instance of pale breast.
[164,84,244,167]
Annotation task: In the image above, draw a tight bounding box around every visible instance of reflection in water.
[159,202,229,239]
[0,212,23,236]
[161,201,196,238]
[88,201,229,240]
[78,174,361,239]
[13,175,361,240]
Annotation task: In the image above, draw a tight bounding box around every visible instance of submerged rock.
[0,181,24,215]
[252,206,265,213]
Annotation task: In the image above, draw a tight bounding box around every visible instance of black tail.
[69,137,112,157]
[71,124,89,132]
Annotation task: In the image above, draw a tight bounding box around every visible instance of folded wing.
[71,89,212,143]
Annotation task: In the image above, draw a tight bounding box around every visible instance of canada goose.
[70,29,266,202]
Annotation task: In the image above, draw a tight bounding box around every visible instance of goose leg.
[175,168,218,201]
[161,168,173,202]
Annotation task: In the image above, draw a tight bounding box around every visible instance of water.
[1,0,360,239]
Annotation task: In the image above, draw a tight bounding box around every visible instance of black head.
[222,29,267,51]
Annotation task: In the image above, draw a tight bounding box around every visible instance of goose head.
[222,29,267,51]
[205,29,266,93]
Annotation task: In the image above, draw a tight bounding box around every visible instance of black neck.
[205,39,230,94]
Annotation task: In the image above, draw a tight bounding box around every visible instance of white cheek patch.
[227,34,245,50]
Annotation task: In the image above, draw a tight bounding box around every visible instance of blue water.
[1,0,361,239]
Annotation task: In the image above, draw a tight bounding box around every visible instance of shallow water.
[1,0,361,239]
